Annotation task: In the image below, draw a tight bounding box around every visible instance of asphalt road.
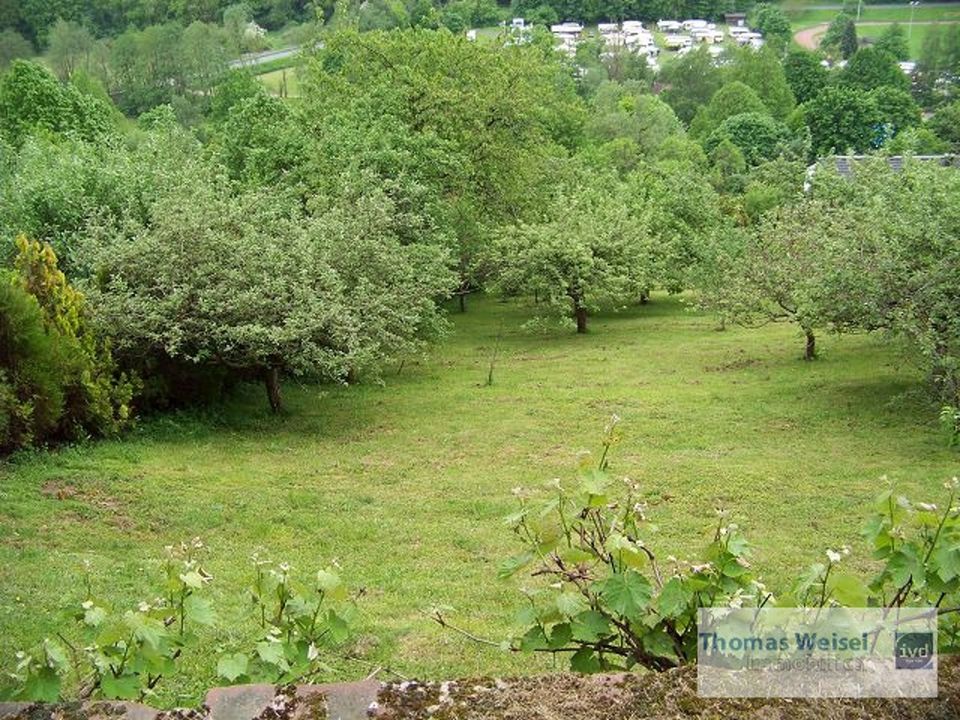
[228,46,300,69]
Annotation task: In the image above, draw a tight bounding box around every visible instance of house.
[724,12,747,26]
[804,155,960,191]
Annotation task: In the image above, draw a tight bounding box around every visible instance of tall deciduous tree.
[728,46,796,120]
[803,85,880,155]
[659,46,724,126]
[77,127,455,412]
[487,167,650,333]
[689,81,770,141]
[874,23,910,61]
[46,18,94,80]
[841,47,910,92]
[298,29,584,308]
[840,18,859,59]
[0,60,112,146]
[749,3,792,53]
[783,49,829,105]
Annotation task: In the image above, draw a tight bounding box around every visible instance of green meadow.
[2,294,955,705]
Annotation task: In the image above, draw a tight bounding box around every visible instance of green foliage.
[626,157,721,294]
[0,272,64,453]
[584,82,683,170]
[494,424,960,672]
[0,134,145,262]
[77,126,455,411]
[0,29,34,69]
[207,69,265,123]
[12,539,214,702]
[804,85,881,155]
[10,540,353,701]
[697,200,851,359]
[486,166,650,333]
[659,46,724,126]
[783,49,829,105]
[0,60,113,146]
[219,92,307,185]
[749,3,792,53]
[708,139,747,194]
[494,418,768,671]
[820,13,854,55]
[941,406,960,448]
[46,19,95,80]
[14,235,135,441]
[299,29,584,296]
[927,100,960,151]
[884,126,951,155]
[727,46,796,120]
[841,47,910,92]
[840,18,859,59]
[689,81,769,141]
[858,480,960,650]
[704,112,792,166]
[874,22,910,61]
[0,236,133,453]
[805,159,960,406]
[217,556,354,683]
[870,85,920,140]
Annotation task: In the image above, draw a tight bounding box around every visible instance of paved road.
[228,46,300,69]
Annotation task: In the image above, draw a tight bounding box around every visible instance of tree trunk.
[804,328,816,361]
[573,299,588,334]
[459,292,466,313]
[264,366,282,413]
[639,289,649,305]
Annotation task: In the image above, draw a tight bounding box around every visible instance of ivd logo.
[895,632,934,670]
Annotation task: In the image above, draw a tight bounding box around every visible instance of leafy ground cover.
[1,294,956,706]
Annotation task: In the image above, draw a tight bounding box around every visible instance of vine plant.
[435,418,960,672]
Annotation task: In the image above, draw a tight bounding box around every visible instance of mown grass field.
[854,21,945,55]
[785,2,960,29]
[1,294,957,706]
[258,66,300,97]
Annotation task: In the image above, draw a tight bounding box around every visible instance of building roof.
[828,154,959,178]
[804,154,960,190]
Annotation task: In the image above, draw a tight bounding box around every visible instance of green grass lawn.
[854,21,940,56]
[1,294,957,706]
[257,66,300,97]
[787,4,960,29]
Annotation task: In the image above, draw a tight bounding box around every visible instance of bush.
[704,112,792,166]
[0,274,64,453]
[0,236,135,454]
